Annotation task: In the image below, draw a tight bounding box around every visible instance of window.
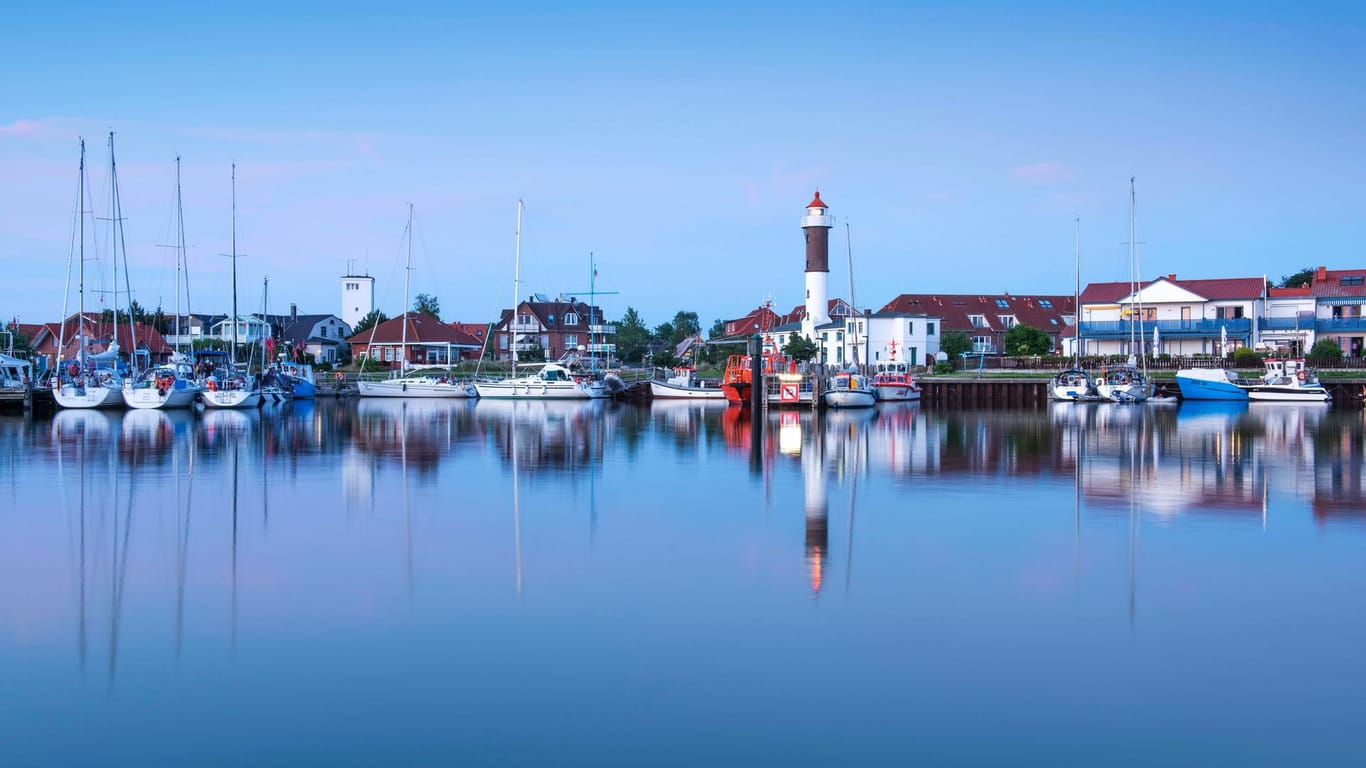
[565,313,579,326]
[1050,318,1059,325]
[927,322,936,335]
[837,331,844,341]
[998,315,1017,328]
[1214,306,1245,319]
[969,314,988,328]
[1039,299,1053,308]
[565,334,578,347]
[907,322,914,335]
[1343,276,1364,287]
[995,299,1010,308]
[972,335,993,352]
[499,335,507,349]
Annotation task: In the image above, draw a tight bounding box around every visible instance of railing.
[1080,318,1252,336]
[1317,318,1366,332]
[1260,317,1309,330]
[589,324,616,334]
[586,343,616,353]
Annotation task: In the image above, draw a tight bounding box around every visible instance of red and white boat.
[871,360,921,402]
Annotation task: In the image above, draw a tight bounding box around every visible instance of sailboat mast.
[231,164,239,365]
[1129,176,1145,373]
[107,133,120,373]
[68,139,88,372]
[846,221,858,368]
[174,156,184,357]
[1073,216,1080,364]
[513,199,522,380]
[402,203,413,372]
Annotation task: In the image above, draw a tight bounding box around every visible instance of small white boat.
[824,371,876,409]
[1050,367,1097,401]
[474,362,608,399]
[53,365,125,409]
[124,363,202,410]
[1095,364,1151,403]
[870,361,922,402]
[648,366,725,400]
[1246,359,1332,403]
[359,372,478,398]
[201,371,262,409]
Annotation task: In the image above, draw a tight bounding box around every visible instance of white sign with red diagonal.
[780,383,798,402]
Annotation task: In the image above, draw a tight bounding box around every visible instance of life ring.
[334,371,344,382]
[68,363,79,377]
[206,378,217,391]
[1297,370,1307,382]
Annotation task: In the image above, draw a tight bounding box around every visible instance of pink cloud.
[0,118,56,138]
[1012,161,1075,184]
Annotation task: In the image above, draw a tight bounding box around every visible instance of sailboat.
[1096,178,1152,404]
[359,204,477,398]
[1051,217,1098,401]
[54,138,126,409]
[474,199,609,400]
[126,157,204,409]
[823,222,875,409]
[201,165,261,409]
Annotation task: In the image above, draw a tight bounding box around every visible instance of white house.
[1078,275,1265,357]
[211,315,273,346]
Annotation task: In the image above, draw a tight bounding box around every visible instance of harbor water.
[2,399,1364,765]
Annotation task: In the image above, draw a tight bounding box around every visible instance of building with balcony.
[346,312,481,368]
[1263,266,1366,356]
[491,294,614,364]
[1078,275,1264,357]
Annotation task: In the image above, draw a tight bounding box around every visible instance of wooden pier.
[920,377,1051,408]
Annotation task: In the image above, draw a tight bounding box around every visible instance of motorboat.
[1174,367,1250,401]
[1246,359,1332,403]
[870,361,922,402]
[473,362,607,399]
[648,366,725,400]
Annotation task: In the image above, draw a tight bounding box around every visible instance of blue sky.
[2,1,1363,330]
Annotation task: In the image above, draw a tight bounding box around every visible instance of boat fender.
[402,382,408,392]
[1094,377,1104,388]
[1297,370,1307,382]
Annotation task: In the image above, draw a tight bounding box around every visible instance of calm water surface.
[2,399,1364,766]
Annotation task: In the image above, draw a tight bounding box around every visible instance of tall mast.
[1073,216,1081,364]
[174,156,184,357]
[61,139,87,374]
[1129,176,1145,373]
[846,221,859,368]
[402,203,412,372]
[513,199,522,380]
[231,164,239,365]
[107,133,120,371]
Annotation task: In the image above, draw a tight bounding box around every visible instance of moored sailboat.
[1051,217,1098,401]
[1096,179,1152,404]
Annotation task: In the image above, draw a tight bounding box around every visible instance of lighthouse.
[801,191,832,340]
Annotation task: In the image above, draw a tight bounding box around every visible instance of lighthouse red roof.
[806,191,827,209]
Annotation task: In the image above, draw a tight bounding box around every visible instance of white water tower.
[341,262,374,330]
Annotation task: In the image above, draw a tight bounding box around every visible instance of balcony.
[1261,316,1311,330]
[1317,317,1366,332]
[589,324,616,335]
[1080,318,1251,337]
[587,343,616,353]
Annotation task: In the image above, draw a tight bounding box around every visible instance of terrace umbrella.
[1221,324,1228,359]
[1152,325,1160,355]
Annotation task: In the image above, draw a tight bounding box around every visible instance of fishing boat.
[870,359,922,402]
[1096,179,1151,404]
[720,352,791,407]
[823,371,876,408]
[648,366,725,400]
[471,199,605,400]
[53,138,127,410]
[1051,218,1098,401]
[360,204,477,399]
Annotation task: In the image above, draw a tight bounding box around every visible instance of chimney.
[1168,274,1176,281]
[1317,266,1327,282]
[290,303,297,322]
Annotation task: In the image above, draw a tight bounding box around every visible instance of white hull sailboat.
[1098,179,1151,404]
[475,200,609,401]
[359,377,478,398]
[823,371,876,408]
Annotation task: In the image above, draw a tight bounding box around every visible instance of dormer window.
[565,312,579,326]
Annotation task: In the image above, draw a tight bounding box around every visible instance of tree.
[1004,324,1053,356]
[782,334,819,363]
[1280,268,1315,289]
[517,344,546,363]
[615,307,650,363]
[413,293,440,318]
[670,310,700,345]
[653,321,675,346]
[1309,338,1344,360]
[353,309,388,336]
[149,305,170,334]
[708,318,726,339]
[940,330,972,360]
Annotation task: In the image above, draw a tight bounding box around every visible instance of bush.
[1231,347,1262,368]
[933,361,955,375]
[1309,339,1344,360]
